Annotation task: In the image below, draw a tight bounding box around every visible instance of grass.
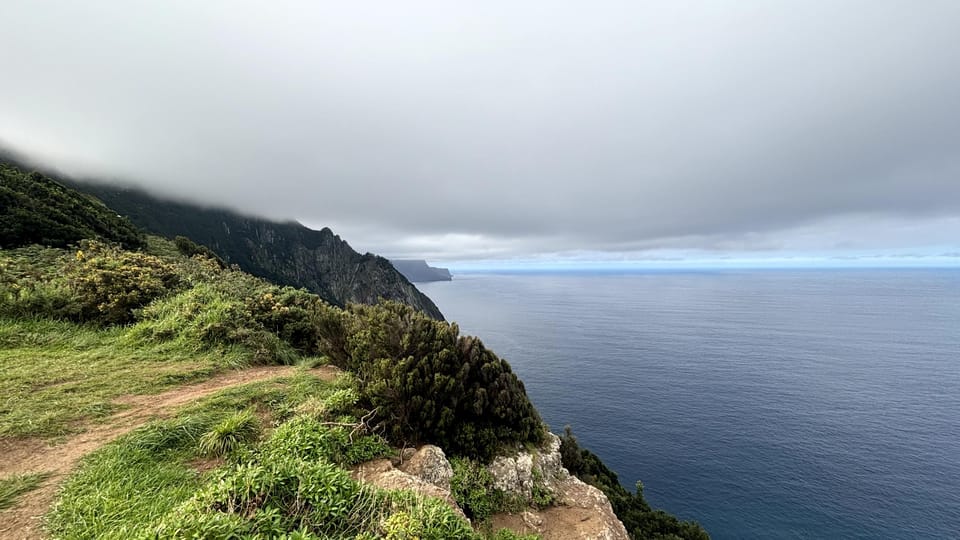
[45,372,529,539]
[45,372,337,539]
[197,408,260,457]
[0,472,51,511]
[0,317,249,439]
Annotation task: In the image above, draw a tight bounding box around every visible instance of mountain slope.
[68,181,444,319]
[0,164,145,250]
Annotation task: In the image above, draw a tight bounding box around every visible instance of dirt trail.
[0,365,339,539]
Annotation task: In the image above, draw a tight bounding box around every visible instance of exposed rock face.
[396,445,453,490]
[352,437,628,540]
[487,433,630,540]
[67,181,445,319]
[352,456,465,519]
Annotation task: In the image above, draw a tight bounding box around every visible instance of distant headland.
[391,259,453,282]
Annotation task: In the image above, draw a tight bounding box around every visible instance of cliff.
[391,259,453,282]
[64,181,445,319]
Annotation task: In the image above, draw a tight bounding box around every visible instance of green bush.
[327,301,544,461]
[67,240,181,325]
[449,457,513,522]
[131,283,297,364]
[260,415,390,467]
[0,241,180,325]
[244,286,328,355]
[172,235,225,267]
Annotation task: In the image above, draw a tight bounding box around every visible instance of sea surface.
[419,270,960,539]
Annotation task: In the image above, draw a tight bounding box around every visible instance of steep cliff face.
[68,182,444,319]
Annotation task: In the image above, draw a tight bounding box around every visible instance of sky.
[2,1,959,268]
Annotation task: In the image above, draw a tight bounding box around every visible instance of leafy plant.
[449,457,512,522]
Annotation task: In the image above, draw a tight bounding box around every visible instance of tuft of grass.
[0,472,51,511]
[198,409,260,457]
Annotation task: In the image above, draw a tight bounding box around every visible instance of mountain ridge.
[0,155,443,319]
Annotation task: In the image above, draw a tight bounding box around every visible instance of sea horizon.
[420,269,960,539]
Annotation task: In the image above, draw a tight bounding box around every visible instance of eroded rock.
[396,445,453,490]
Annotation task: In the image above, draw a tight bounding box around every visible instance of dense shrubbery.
[326,301,544,461]
[560,427,709,540]
[0,163,145,249]
[1,239,544,461]
[450,457,516,522]
[0,241,180,325]
[173,235,225,267]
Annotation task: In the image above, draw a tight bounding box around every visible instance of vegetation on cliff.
[1,169,708,538]
[63,176,445,319]
[0,164,144,250]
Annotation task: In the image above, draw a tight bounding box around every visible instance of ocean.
[419,270,960,539]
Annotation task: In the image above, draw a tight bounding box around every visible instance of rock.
[351,459,466,519]
[488,450,536,498]
[486,433,629,540]
[487,433,569,499]
[489,474,629,540]
[351,434,629,540]
[396,445,453,490]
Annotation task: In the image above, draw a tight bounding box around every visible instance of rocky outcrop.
[351,446,464,519]
[351,437,629,540]
[395,445,453,490]
[66,181,444,319]
[487,433,630,540]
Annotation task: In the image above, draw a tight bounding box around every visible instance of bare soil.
[0,365,338,539]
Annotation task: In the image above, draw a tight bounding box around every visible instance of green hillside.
[0,167,707,539]
[0,163,145,250]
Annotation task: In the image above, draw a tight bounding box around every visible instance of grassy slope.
[0,318,245,439]
[45,372,339,539]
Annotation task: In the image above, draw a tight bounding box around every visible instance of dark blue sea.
[419,270,960,539]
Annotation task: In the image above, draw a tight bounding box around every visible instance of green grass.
[0,317,249,439]
[0,472,51,511]
[45,373,530,540]
[46,372,336,539]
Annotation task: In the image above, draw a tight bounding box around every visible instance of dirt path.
[0,365,339,539]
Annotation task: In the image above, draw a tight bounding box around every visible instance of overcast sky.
[2,1,959,266]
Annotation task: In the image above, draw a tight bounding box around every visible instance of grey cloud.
[2,1,959,261]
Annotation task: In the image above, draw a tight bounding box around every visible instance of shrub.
[244,286,328,355]
[66,240,180,325]
[198,409,260,457]
[327,301,544,461]
[132,283,297,364]
[172,236,225,267]
[449,457,510,522]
